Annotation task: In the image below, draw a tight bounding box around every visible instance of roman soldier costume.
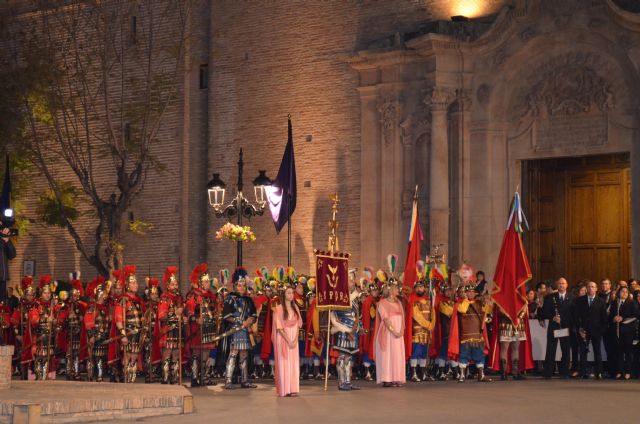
[221,267,257,390]
[488,309,534,380]
[11,276,37,379]
[107,275,125,382]
[330,288,362,391]
[448,284,492,383]
[84,277,110,382]
[157,266,184,384]
[113,265,144,383]
[405,279,436,382]
[143,277,161,383]
[29,275,59,380]
[185,263,218,386]
[58,276,88,380]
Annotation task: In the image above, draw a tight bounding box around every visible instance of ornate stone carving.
[424,87,454,112]
[521,64,614,118]
[377,98,398,145]
[456,89,472,111]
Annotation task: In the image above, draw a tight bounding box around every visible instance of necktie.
[560,294,564,302]
[588,297,592,307]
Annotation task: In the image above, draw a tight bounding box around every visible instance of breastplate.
[459,304,483,343]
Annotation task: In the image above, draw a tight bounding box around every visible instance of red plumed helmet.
[123,264,137,281]
[189,263,209,286]
[21,275,33,290]
[38,275,52,288]
[71,279,84,297]
[163,266,178,289]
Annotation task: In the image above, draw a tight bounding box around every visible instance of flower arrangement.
[215,222,256,242]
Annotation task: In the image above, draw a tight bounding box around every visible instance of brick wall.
[3,0,510,288]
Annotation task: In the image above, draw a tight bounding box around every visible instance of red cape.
[359,295,377,359]
[488,310,534,372]
[447,301,490,361]
[428,294,449,359]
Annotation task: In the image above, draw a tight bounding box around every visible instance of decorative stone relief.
[377,98,398,145]
[494,48,506,66]
[521,63,614,118]
[424,87,454,112]
[517,55,615,153]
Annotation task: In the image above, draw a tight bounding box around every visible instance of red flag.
[490,197,532,326]
[402,195,423,287]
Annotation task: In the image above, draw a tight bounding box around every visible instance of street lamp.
[207,148,272,267]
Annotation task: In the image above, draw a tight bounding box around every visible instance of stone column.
[358,86,382,268]
[426,88,454,254]
[0,345,14,390]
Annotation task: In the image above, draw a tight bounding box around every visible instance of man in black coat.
[574,281,607,378]
[540,277,573,379]
[0,227,16,304]
[598,278,615,376]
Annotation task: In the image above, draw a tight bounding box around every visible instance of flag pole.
[287,194,292,267]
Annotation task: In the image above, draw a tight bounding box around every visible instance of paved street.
[108,378,640,424]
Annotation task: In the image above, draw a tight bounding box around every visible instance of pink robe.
[272,304,303,397]
[374,298,406,384]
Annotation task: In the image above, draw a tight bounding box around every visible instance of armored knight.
[11,276,36,379]
[330,288,362,391]
[157,266,185,384]
[448,284,492,383]
[113,265,144,383]
[406,279,436,382]
[29,275,59,380]
[84,277,111,382]
[221,268,257,390]
[185,263,218,387]
[142,277,161,383]
[58,277,87,380]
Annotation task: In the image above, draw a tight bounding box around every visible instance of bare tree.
[1,0,195,276]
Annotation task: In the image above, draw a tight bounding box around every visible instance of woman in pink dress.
[374,279,406,387]
[272,286,303,397]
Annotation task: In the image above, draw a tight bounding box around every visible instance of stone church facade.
[5,0,639,287]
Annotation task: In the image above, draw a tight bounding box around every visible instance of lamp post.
[207,149,272,267]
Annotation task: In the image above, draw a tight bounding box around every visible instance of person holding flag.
[488,192,534,381]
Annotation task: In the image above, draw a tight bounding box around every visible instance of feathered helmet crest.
[38,275,55,296]
[21,275,35,297]
[123,264,137,290]
[146,276,160,296]
[189,263,210,287]
[163,266,178,290]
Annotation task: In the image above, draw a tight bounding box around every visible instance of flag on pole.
[490,192,532,326]
[402,187,423,287]
[266,117,297,234]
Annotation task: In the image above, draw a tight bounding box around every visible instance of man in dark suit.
[574,281,607,378]
[598,278,615,376]
[540,277,573,379]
